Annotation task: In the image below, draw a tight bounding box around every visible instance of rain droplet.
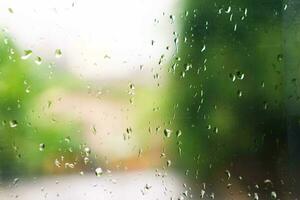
[264,179,272,184]
[65,163,74,168]
[237,90,242,97]
[95,167,103,176]
[244,8,248,16]
[8,8,13,14]
[92,125,97,135]
[64,136,71,143]
[9,120,18,128]
[164,129,172,137]
[129,83,135,90]
[145,184,152,190]
[25,86,31,93]
[84,157,89,165]
[271,191,277,199]
[13,178,19,185]
[35,56,42,65]
[233,24,237,31]
[166,160,171,167]
[225,6,231,13]
[176,130,182,137]
[229,73,236,82]
[201,44,206,52]
[277,54,283,62]
[39,143,45,151]
[55,49,62,58]
[54,159,61,168]
[169,14,175,23]
[21,50,32,60]
[200,189,205,198]
[236,71,244,80]
[225,169,231,179]
[213,127,219,133]
[254,193,259,200]
[84,147,91,156]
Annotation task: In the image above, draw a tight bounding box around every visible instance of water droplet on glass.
[95,167,103,176]
[237,90,242,97]
[277,54,283,62]
[64,136,71,143]
[225,169,231,179]
[129,83,135,90]
[84,157,89,165]
[13,178,19,185]
[264,179,272,184]
[55,49,62,58]
[25,86,31,93]
[145,184,152,190]
[21,50,32,60]
[244,8,248,16]
[164,129,172,137]
[225,6,231,13]
[91,125,97,135]
[9,120,18,128]
[84,147,91,156]
[254,193,259,200]
[176,130,182,137]
[54,159,61,168]
[35,56,42,65]
[166,160,171,167]
[236,71,244,80]
[8,8,14,13]
[229,73,236,82]
[271,191,277,199]
[233,24,237,31]
[200,189,205,198]
[65,163,74,168]
[39,143,45,151]
[201,44,206,52]
[169,14,175,23]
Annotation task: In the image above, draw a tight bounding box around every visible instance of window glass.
[0,0,299,199]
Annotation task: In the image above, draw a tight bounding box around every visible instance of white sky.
[0,0,180,81]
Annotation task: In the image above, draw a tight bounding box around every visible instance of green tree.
[169,0,294,188]
[0,35,82,179]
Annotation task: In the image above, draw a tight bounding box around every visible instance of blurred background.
[0,0,300,199]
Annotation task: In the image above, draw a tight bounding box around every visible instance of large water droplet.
[9,120,18,128]
[271,191,277,199]
[254,193,259,200]
[39,143,45,151]
[21,50,32,60]
[164,129,172,137]
[95,167,103,176]
[55,49,62,58]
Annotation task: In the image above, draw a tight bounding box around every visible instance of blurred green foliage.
[0,34,82,179]
[168,0,294,180]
